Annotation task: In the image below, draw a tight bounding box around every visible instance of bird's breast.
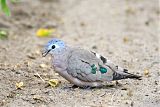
[52,57,68,71]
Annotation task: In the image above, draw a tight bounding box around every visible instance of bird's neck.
[52,47,71,70]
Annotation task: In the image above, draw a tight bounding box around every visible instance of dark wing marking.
[100,55,107,63]
[113,72,142,80]
[91,51,107,64]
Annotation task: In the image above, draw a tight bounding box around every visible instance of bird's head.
[42,38,66,57]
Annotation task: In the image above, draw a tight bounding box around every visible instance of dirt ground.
[0,0,159,107]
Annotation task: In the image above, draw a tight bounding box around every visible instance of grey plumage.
[43,39,141,88]
[68,49,141,81]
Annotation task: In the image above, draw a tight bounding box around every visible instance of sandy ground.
[0,0,159,107]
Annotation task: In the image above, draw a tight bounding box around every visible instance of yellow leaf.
[36,28,56,37]
[16,82,24,89]
[48,79,59,87]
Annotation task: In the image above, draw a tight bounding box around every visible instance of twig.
[100,91,106,97]
[51,87,57,96]
[36,73,45,83]
[111,92,116,105]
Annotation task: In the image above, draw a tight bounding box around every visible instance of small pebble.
[144,69,149,76]
[39,64,48,68]
[55,73,59,76]
[92,45,97,49]
[127,89,133,97]
[123,37,129,43]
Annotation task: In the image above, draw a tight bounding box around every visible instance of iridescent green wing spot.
[91,64,97,74]
[99,66,107,74]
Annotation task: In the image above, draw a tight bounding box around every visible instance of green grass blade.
[0,0,11,16]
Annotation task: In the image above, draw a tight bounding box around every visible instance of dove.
[42,38,141,88]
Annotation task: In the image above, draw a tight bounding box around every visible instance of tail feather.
[113,71,142,80]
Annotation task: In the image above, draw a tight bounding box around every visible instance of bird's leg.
[72,85,92,89]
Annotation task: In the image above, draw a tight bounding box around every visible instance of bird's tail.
[113,69,142,80]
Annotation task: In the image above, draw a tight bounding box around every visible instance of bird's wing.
[67,49,115,82]
[90,51,141,80]
[91,51,127,72]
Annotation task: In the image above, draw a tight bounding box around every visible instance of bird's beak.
[42,49,51,57]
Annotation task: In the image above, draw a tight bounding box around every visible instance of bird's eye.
[52,45,56,49]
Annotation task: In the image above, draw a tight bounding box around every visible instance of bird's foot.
[72,85,94,90]
[81,86,95,90]
[71,85,79,89]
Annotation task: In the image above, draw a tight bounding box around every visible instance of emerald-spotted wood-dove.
[42,38,141,88]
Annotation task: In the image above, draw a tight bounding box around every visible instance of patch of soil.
[0,0,159,107]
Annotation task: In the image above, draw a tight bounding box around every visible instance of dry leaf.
[48,79,60,87]
[24,60,31,67]
[16,82,24,89]
[36,28,56,37]
[14,63,21,69]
